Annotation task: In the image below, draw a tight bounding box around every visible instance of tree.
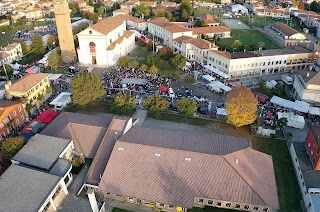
[231,40,242,50]
[170,54,187,69]
[69,3,80,17]
[196,20,208,27]
[149,65,159,75]
[142,95,169,118]
[177,97,197,122]
[71,72,105,107]
[1,136,26,165]
[226,86,258,128]
[293,0,300,8]
[0,64,13,77]
[132,4,152,18]
[140,64,148,72]
[299,1,305,10]
[147,41,154,52]
[111,93,136,114]
[97,5,105,16]
[82,12,99,23]
[117,57,129,68]
[31,35,45,55]
[146,55,164,68]
[179,0,194,21]
[48,34,58,49]
[128,60,139,69]
[310,1,320,12]
[277,117,288,129]
[48,50,61,70]
[159,47,174,60]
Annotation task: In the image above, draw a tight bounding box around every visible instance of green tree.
[179,0,194,21]
[147,41,154,52]
[117,57,129,68]
[177,97,197,122]
[231,40,242,50]
[71,72,105,107]
[97,5,105,16]
[48,50,61,71]
[184,75,195,83]
[146,55,164,68]
[132,4,152,18]
[226,86,258,128]
[310,1,320,12]
[128,60,139,69]
[196,20,208,27]
[31,35,45,55]
[69,3,80,17]
[277,117,288,129]
[48,34,58,49]
[82,12,99,23]
[1,136,26,165]
[159,47,174,60]
[111,93,136,114]
[299,1,305,9]
[170,54,187,69]
[142,95,169,118]
[140,64,148,72]
[149,65,159,75]
[0,64,13,77]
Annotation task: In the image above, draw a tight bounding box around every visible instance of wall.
[0,103,25,139]
[305,129,320,170]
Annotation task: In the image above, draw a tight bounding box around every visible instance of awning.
[204,65,229,79]
[158,86,168,92]
[121,78,147,85]
[202,74,215,82]
[33,110,59,124]
[270,96,295,109]
[47,74,62,81]
[293,101,310,113]
[309,107,320,115]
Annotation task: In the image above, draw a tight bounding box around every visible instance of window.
[44,78,47,83]
[13,110,17,116]
[226,203,231,208]
[16,119,19,125]
[208,200,213,205]
[18,106,22,112]
[106,192,110,195]
[21,115,24,120]
[244,205,250,210]
[159,204,164,208]
[198,199,204,204]
[263,208,268,211]
[311,150,313,155]
[253,206,259,211]
[7,114,11,120]
[300,175,303,179]
[308,143,311,147]
[36,85,39,90]
[128,198,134,202]
[235,204,240,209]
[216,202,222,206]
[168,205,173,208]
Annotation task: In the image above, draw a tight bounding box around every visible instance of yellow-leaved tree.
[226,86,258,128]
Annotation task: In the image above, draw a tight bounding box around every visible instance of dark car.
[138,86,146,94]
[171,100,177,111]
[177,92,183,98]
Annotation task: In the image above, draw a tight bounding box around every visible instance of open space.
[221,19,250,30]
[193,8,224,17]
[129,46,152,58]
[218,29,280,51]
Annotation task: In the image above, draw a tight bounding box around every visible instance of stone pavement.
[132,109,147,126]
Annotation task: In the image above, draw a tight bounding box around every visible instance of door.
[92,56,96,65]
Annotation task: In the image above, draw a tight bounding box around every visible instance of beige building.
[0,42,23,66]
[293,72,320,103]
[113,8,130,16]
[120,0,139,11]
[0,19,10,26]
[254,8,290,18]
[80,5,94,13]
[265,22,308,47]
[113,14,148,31]
[200,14,220,27]
[140,1,157,7]
[5,73,51,107]
[207,46,316,78]
[192,26,231,38]
[174,36,218,66]
[54,1,77,63]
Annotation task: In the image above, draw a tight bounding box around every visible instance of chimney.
[4,81,11,90]
[307,72,310,77]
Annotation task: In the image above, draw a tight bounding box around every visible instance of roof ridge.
[67,123,86,155]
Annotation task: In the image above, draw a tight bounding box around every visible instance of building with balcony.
[5,73,51,108]
[77,15,135,66]
[0,134,74,212]
[84,127,279,212]
[173,36,218,66]
[264,22,308,47]
[293,72,320,103]
[0,42,23,66]
[207,46,316,78]
[0,100,26,141]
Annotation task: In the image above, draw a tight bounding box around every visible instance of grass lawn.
[194,8,224,17]
[129,46,152,58]
[240,16,303,32]
[218,29,280,51]
[252,138,302,212]
[149,112,215,126]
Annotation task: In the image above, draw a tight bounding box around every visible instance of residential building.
[0,134,74,212]
[305,126,320,170]
[120,0,139,11]
[264,22,308,47]
[160,1,177,7]
[162,24,194,48]
[54,1,77,62]
[77,15,135,66]
[113,14,148,31]
[5,73,51,108]
[305,14,320,28]
[140,1,157,7]
[192,26,231,38]
[173,36,218,66]
[254,8,290,18]
[0,42,23,66]
[112,8,130,16]
[290,132,320,212]
[25,7,43,20]
[0,19,10,26]
[77,0,87,8]
[83,127,279,212]
[80,5,94,13]
[0,100,26,140]
[207,46,316,78]
[200,14,220,27]
[293,72,320,103]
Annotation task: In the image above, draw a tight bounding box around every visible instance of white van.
[281,75,293,85]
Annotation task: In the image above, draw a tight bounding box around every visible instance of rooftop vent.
[185,157,191,161]
[118,147,124,151]
[307,72,310,77]
[155,153,161,157]
[236,159,239,164]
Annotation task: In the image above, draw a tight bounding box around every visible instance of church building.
[76,16,135,66]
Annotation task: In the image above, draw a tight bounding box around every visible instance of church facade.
[77,16,135,66]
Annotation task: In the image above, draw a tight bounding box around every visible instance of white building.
[77,16,135,66]
[173,36,218,66]
[0,43,23,66]
[207,47,316,78]
[293,72,320,103]
[114,14,148,31]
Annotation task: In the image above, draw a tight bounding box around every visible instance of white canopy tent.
[47,74,62,81]
[202,74,215,82]
[208,81,232,92]
[277,112,305,129]
[203,65,230,79]
[309,107,320,116]
[9,63,21,70]
[217,108,227,116]
[293,101,310,113]
[270,96,295,109]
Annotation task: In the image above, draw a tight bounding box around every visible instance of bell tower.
[54,1,77,63]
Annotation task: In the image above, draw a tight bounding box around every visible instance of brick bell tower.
[54,0,77,63]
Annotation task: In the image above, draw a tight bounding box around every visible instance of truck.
[281,75,293,85]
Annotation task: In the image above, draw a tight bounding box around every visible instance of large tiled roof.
[163,24,190,33]
[118,127,250,155]
[271,22,299,37]
[7,73,48,92]
[174,36,216,49]
[41,112,115,158]
[90,16,125,35]
[0,165,61,212]
[99,142,278,209]
[192,26,230,34]
[107,30,134,50]
[12,134,71,171]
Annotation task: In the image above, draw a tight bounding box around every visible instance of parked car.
[177,92,183,98]
[138,86,146,94]
[194,95,205,102]
[170,100,177,111]
[168,88,175,98]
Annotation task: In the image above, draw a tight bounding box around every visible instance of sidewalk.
[132,109,147,126]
